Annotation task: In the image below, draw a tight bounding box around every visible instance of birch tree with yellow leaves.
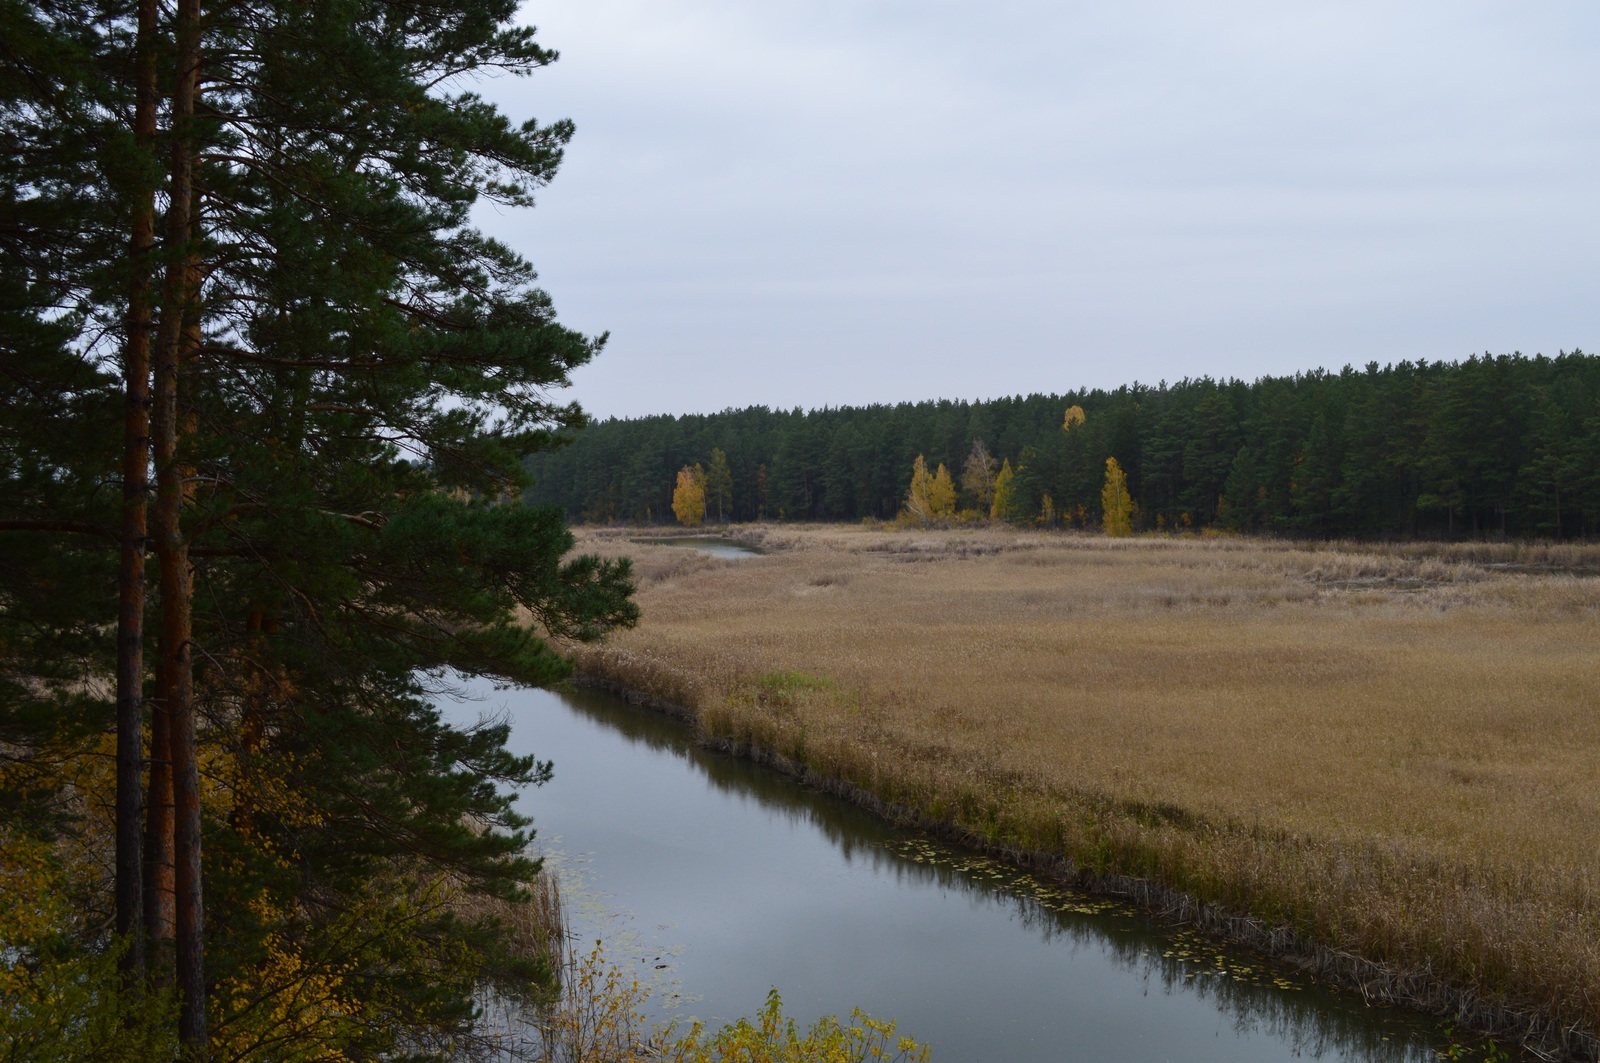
[673,464,708,526]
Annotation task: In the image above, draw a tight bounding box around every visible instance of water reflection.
[453,682,1487,1063]
[631,536,765,559]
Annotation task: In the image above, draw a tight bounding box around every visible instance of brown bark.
[151,0,206,1049]
[116,0,159,982]
[169,288,205,1056]
[142,655,175,958]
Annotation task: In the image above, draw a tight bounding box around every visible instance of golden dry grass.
[565,524,1600,1052]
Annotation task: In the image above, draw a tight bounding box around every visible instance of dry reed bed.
[568,525,1600,1059]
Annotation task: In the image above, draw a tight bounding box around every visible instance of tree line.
[525,352,1600,539]
[3,3,634,1058]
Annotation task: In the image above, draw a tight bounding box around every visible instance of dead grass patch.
[566,524,1600,1058]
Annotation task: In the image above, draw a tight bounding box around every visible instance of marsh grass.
[570,524,1600,1059]
[461,871,569,988]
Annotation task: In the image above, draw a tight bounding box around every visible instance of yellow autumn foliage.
[0,831,178,1061]
[673,464,707,527]
[661,988,930,1063]
[530,943,929,1063]
[212,893,364,1063]
[1101,457,1134,537]
[901,456,955,524]
[990,459,1017,521]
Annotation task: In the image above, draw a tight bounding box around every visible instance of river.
[438,674,1475,1063]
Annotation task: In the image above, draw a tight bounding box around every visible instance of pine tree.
[166,2,638,1041]
[1519,394,1582,538]
[1,0,161,986]
[3,2,640,1054]
[1220,447,1261,532]
[519,355,1600,538]
[706,448,734,523]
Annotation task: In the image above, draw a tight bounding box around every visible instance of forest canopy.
[525,352,1600,539]
[2,1,634,1057]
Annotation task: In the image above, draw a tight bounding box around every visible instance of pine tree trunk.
[142,657,175,958]
[166,408,204,1054]
[151,0,206,1048]
[115,0,159,982]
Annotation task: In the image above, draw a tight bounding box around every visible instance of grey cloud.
[476,0,1600,416]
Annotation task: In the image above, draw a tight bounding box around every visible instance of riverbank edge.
[571,669,1593,1063]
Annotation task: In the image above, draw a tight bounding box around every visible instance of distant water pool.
[631,535,765,559]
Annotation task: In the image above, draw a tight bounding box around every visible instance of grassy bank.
[563,524,1600,1061]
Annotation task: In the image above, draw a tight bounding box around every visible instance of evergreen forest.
[525,352,1600,539]
[2,2,635,1058]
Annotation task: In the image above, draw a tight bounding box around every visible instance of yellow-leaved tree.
[672,464,707,526]
[1102,457,1135,536]
[0,828,178,1061]
[902,455,956,523]
[1063,404,1086,432]
[930,462,956,516]
[990,459,1017,521]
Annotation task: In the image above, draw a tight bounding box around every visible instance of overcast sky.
[477,1,1600,419]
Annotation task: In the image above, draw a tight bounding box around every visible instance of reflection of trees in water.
[555,688,1444,1063]
[873,843,1444,1063]
[1131,929,1438,1063]
[558,688,905,852]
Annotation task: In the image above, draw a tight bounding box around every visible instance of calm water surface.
[440,679,1472,1063]
[630,535,764,559]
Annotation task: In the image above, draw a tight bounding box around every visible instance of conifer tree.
[903,455,935,522]
[706,448,734,523]
[902,455,955,523]
[930,462,957,517]
[3,1,640,1055]
[1220,447,1261,532]
[991,459,1018,521]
